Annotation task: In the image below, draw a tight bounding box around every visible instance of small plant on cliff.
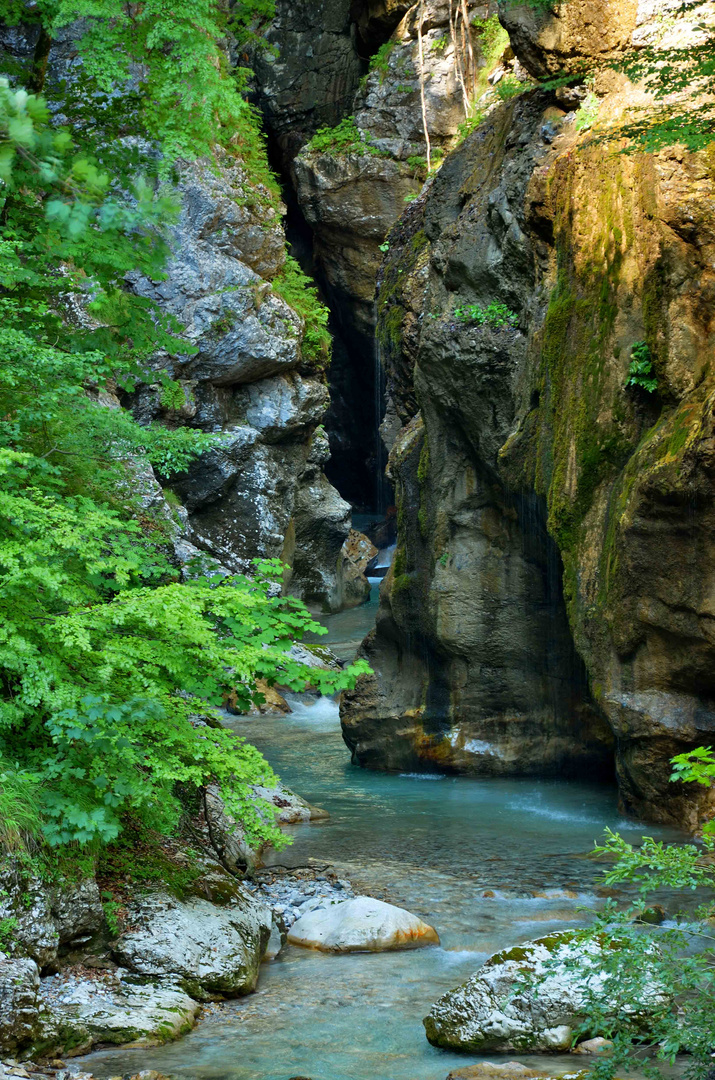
[495,74,526,101]
[454,302,518,328]
[575,91,601,132]
[307,116,382,157]
[273,256,332,371]
[456,108,488,144]
[626,341,658,393]
[369,40,397,84]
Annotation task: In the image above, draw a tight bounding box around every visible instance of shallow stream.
[86,586,682,1080]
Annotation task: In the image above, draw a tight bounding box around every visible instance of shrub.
[272,256,332,370]
[531,748,715,1080]
[307,116,382,157]
[626,341,658,392]
[454,302,518,328]
[495,75,525,101]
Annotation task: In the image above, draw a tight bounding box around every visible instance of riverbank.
[79,685,683,1080]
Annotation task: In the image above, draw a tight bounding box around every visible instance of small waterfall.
[374,334,387,514]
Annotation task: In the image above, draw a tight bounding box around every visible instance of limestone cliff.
[342,0,715,829]
[253,0,508,504]
[0,19,370,613]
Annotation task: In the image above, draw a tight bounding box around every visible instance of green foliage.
[406,153,427,176]
[0,22,369,863]
[454,302,518,328]
[0,916,18,949]
[0,764,43,852]
[494,75,525,101]
[626,341,658,393]
[273,256,332,371]
[0,506,367,848]
[456,109,487,143]
[230,0,277,55]
[671,746,715,836]
[101,891,122,937]
[472,15,509,66]
[47,1,269,163]
[575,90,600,132]
[307,116,384,157]
[369,41,397,84]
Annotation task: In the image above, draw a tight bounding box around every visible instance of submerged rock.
[114,890,272,998]
[287,895,439,952]
[445,1064,561,1080]
[424,933,668,1053]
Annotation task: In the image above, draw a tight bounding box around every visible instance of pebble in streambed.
[245,868,440,954]
[243,868,356,930]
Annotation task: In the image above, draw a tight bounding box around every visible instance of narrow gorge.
[0,1,714,1079]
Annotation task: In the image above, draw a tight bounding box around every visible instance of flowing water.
[86,587,684,1080]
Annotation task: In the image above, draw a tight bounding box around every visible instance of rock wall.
[342,0,715,828]
[253,0,503,505]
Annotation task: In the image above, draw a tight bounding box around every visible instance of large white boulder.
[114,888,272,998]
[424,932,669,1053]
[287,896,439,953]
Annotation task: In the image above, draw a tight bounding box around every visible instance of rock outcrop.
[424,932,667,1052]
[341,0,715,829]
[287,895,440,951]
[124,152,365,610]
[253,0,365,172]
[37,972,200,1056]
[256,0,503,505]
[0,863,104,973]
[114,889,272,999]
[0,957,42,1056]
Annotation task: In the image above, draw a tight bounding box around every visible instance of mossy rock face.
[345,39,715,830]
[35,970,200,1057]
[423,932,669,1053]
[0,956,42,1056]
